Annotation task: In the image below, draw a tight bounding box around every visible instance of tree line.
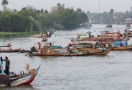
[87,9,132,24]
[0,1,88,32]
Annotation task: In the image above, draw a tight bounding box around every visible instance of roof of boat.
[72,41,98,44]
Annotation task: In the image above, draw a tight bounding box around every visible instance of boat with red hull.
[0,65,40,87]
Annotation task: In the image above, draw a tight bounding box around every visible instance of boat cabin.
[38,41,66,55]
[77,32,93,39]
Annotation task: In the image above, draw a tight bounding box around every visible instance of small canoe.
[0,65,40,87]
[0,48,21,53]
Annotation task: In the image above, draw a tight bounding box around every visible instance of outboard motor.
[30,46,36,52]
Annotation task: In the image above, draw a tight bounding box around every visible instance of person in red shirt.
[117,33,120,40]
[37,42,41,49]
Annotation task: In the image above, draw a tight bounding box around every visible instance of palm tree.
[1,0,8,10]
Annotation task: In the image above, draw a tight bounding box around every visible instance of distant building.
[125,18,132,24]
[129,7,132,13]
[124,7,132,24]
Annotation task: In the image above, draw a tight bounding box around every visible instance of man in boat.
[37,42,41,49]
[1,56,10,75]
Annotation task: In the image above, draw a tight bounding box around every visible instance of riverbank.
[0,31,40,38]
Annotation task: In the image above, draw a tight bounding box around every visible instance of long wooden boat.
[112,46,132,51]
[0,65,40,87]
[0,45,12,47]
[29,50,89,56]
[0,48,21,53]
[28,41,89,56]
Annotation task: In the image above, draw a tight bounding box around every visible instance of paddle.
[25,53,29,56]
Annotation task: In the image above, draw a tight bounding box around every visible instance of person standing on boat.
[0,57,4,74]
[37,42,41,49]
[1,56,10,75]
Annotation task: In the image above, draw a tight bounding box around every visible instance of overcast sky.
[0,0,132,13]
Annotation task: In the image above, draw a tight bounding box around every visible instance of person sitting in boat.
[120,43,123,47]
[25,64,29,74]
[42,37,46,42]
[7,43,11,46]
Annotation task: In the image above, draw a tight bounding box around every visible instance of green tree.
[1,0,8,10]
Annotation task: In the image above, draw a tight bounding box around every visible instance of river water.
[1,24,132,90]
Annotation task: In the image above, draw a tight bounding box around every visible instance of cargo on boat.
[69,41,110,55]
[112,41,132,51]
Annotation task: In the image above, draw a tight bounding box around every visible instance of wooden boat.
[126,23,131,29]
[112,46,132,51]
[46,34,51,37]
[68,41,110,55]
[0,45,12,47]
[29,51,88,56]
[72,30,130,42]
[77,48,110,55]
[0,48,21,53]
[41,38,48,42]
[106,24,112,28]
[0,65,40,87]
[124,30,132,37]
[28,41,89,56]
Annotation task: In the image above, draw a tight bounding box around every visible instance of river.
[0,24,132,90]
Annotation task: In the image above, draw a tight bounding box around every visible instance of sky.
[0,0,132,13]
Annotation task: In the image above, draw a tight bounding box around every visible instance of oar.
[25,53,29,56]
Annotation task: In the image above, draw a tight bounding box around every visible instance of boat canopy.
[72,41,98,44]
[113,41,127,46]
[78,32,92,38]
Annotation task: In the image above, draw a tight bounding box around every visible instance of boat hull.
[29,51,89,56]
[0,66,40,87]
[11,73,37,86]
[0,49,20,53]
[78,48,110,55]
[112,46,132,51]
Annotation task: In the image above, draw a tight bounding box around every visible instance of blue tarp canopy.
[113,41,127,46]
